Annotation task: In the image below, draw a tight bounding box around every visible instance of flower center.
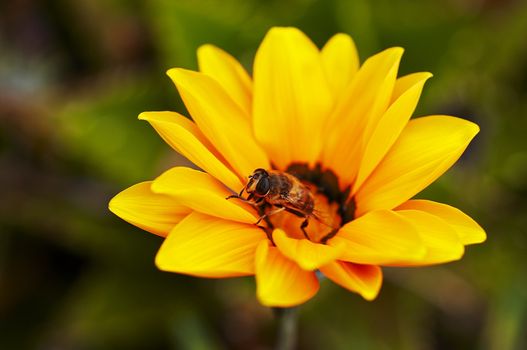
[263,163,356,243]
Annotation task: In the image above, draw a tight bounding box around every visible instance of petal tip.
[166,67,190,81]
[478,230,487,243]
[256,289,315,308]
[154,248,174,273]
[138,111,180,123]
[150,177,164,195]
[361,287,381,301]
[196,44,217,62]
[138,111,151,121]
[166,67,178,78]
[470,228,487,244]
[197,43,214,53]
[363,270,383,301]
[412,72,433,82]
[387,46,405,58]
[471,122,481,136]
[108,196,118,214]
[108,189,131,216]
[154,251,166,270]
[456,117,481,138]
[332,32,354,41]
[265,26,307,41]
[268,26,299,33]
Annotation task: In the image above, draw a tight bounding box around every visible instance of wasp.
[227,168,319,240]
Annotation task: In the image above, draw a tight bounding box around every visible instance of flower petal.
[273,229,343,271]
[109,181,191,237]
[321,33,359,97]
[328,210,426,265]
[319,261,382,301]
[255,240,319,307]
[355,116,480,215]
[253,27,333,169]
[353,72,433,192]
[156,212,266,277]
[197,44,252,116]
[321,47,403,186]
[397,200,486,244]
[392,210,464,266]
[151,167,258,224]
[167,68,269,177]
[139,111,242,191]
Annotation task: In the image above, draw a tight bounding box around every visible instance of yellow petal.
[397,200,486,244]
[151,167,258,224]
[321,47,403,186]
[253,27,333,169]
[355,116,480,215]
[392,210,464,266]
[255,240,319,307]
[109,181,191,237]
[353,72,433,192]
[321,33,359,97]
[328,210,426,265]
[273,229,343,271]
[197,44,252,116]
[167,68,269,177]
[156,212,266,277]
[319,261,382,301]
[139,111,242,191]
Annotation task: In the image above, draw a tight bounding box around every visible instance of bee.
[227,168,317,240]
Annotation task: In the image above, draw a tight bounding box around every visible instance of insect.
[227,168,318,240]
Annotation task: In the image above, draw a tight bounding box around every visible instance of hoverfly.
[227,168,326,240]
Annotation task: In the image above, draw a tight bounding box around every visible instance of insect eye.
[255,177,270,195]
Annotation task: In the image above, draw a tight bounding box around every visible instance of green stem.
[275,307,298,350]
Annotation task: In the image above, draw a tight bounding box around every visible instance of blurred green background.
[1,0,527,349]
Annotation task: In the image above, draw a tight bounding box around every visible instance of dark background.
[1,0,527,349]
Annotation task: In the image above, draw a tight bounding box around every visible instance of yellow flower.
[109,27,486,307]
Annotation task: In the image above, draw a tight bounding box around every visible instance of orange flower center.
[262,163,355,243]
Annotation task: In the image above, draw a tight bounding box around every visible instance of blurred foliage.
[1,0,527,349]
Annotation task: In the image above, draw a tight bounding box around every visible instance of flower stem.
[274,307,298,350]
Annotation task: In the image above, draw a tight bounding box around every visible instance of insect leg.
[226,194,262,208]
[255,206,286,225]
[284,207,306,218]
[319,228,338,244]
[257,204,276,241]
[300,218,311,240]
[225,187,247,200]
